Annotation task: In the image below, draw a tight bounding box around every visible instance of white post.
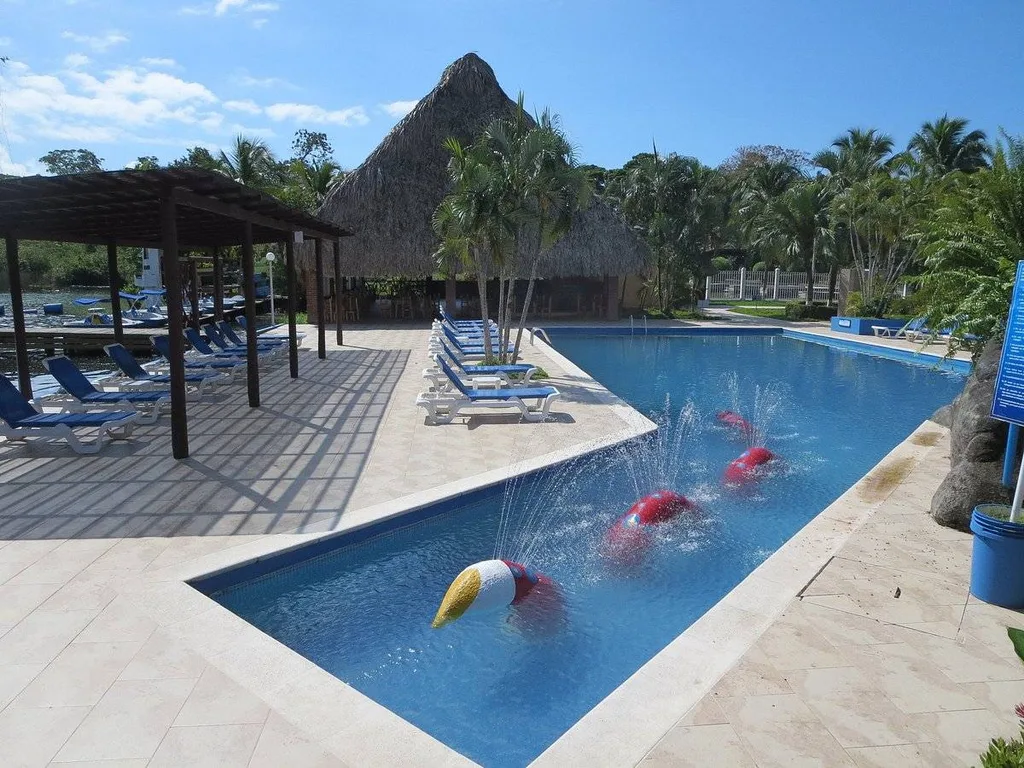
[773,267,780,300]
[1012,458,1024,523]
[739,267,746,301]
[705,275,711,301]
[902,282,908,298]
[265,252,277,325]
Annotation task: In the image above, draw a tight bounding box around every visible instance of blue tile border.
[193,325,968,597]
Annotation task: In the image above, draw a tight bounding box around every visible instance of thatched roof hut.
[310,53,647,278]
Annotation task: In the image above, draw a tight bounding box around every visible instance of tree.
[131,156,160,171]
[38,149,104,175]
[296,159,343,208]
[291,130,333,165]
[916,134,1024,347]
[908,115,991,176]
[719,145,811,177]
[170,146,224,172]
[218,135,280,190]
[813,128,894,185]
[831,174,930,315]
[751,181,833,306]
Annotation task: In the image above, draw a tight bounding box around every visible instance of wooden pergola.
[0,168,352,459]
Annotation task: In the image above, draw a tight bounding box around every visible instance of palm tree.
[813,128,894,184]
[752,181,833,305]
[475,97,590,361]
[299,159,344,207]
[917,135,1024,344]
[908,115,991,176]
[218,135,280,190]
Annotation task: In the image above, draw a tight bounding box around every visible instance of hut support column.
[5,235,32,399]
[212,248,224,321]
[189,258,200,331]
[286,238,299,379]
[605,275,619,321]
[107,241,123,344]
[241,222,260,407]
[333,238,343,346]
[161,197,188,459]
[314,238,326,359]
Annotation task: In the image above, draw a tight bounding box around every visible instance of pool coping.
[124,327,962,767]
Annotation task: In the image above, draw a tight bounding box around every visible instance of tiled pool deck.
[1,321,1018,767]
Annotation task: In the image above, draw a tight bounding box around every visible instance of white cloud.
[265,102,368,126]
[380,99,418,119]
[251,17,268,28]
[223,98,261,114]
[181,0,279,17]
[0,37,12,48]
[63,53,91,68]
[231,70,293,89]
[60,30,128,52]
[140,57,178,69]
[0,61,226,146]
[0,144,39,176]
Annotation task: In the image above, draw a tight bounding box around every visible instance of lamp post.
[265,251,276,325]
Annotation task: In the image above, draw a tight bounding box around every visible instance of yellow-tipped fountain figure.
[432,559,564,632]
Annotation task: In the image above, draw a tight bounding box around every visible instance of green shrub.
[980,728,1024,767]
[844,291,865,317]
[711,256,731,271]
[785,302,838,321]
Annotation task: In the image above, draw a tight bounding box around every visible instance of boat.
[63,308,143,328]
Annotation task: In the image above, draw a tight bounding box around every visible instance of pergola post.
[161,197,188,459]
[212,248,224,321]
[314,238,326,359]
[189,257,200,331]
[107,241,123,343]
[286,237,299,379]
[333,238,343,346]
[241,222,260,407]
[445,276,456,317]
[4,235,32,399]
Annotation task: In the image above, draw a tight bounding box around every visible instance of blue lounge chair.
[202,324,280,357]
[42,356,170,425]
[439,340,537,379]
[415,355,560,424]
[151,335,247,377]
[0,373,136,453]
[104,344,230,395]
[218,320,283,349]
[185,328,268,361]
[433,324,514,356]
[441,309,496,330]
[872,317,925,339]
[231,317,305,344]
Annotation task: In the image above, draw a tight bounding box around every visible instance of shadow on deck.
[0,347,408,540]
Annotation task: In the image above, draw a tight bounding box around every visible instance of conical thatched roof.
[310,52,646,278]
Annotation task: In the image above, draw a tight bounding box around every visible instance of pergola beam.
[314,238,326,360]
[334,238,344,347]
[172,188,340,242]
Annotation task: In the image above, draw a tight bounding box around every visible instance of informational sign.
[992,261,1024,426]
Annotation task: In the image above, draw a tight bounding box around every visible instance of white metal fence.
[705,268,833,303]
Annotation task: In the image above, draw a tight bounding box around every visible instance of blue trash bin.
[970,504,1024,608]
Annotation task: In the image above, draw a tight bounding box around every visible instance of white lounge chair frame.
[0,412,137,454]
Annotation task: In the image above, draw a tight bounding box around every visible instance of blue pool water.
[211,333,965,767]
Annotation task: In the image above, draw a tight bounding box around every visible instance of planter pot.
[970,504,1024,608]
[829,317,905,336]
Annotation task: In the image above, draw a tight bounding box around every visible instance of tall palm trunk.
[512,260,539,363]
[502,276,515,363]
[473,250,493,360]
[805,237,816,306]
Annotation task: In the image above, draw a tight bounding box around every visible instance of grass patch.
[710,299,788,307]
[728,306,789,319]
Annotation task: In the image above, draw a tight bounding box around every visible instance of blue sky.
[1,0,1022,176]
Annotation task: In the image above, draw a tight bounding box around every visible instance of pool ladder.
[530,327,552,346]
[629,316,648,336]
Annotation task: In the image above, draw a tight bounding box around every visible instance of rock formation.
[931,338,1013,530]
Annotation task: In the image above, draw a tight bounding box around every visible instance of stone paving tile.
[173,666,270,727]
[639,723,757,767]
[54,678,198,762]
[12,640,143,708]
[147,723,264,768]
[0,703,91,768]
[247,712,350,768]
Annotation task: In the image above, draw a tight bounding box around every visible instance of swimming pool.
[207,332,965,767]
